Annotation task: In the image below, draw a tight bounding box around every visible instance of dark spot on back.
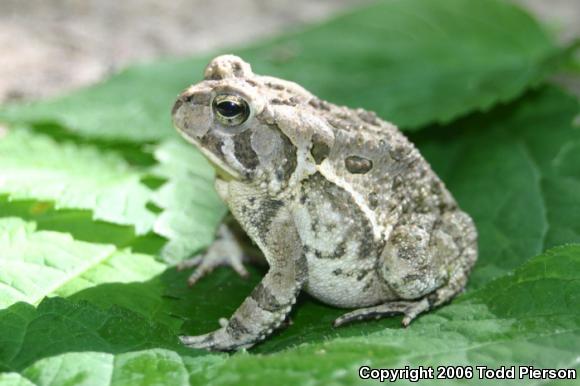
[368,192,379,209]
[275,169,284,180]
[362,279,375,292]
[390,145,411,161]
[356,270,370,281]
[345,155,373,174]
[245,79,258,87]
[308,98,331,111]
[331,240,347,259]
[267,82,285,91]
[310,133,330,164]
[288,96,300,105]
[357,109,380,125]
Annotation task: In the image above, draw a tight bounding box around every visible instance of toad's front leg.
[180,211,306,351]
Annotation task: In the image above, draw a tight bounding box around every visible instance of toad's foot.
[180,327,254,351]
[177,224,248,286]
[333,298,430,328]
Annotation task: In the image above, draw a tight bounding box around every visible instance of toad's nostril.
[172,98,184,115]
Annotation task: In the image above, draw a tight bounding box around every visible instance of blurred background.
[0,0,578,104]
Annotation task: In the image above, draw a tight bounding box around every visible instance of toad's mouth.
[177,130,241,182]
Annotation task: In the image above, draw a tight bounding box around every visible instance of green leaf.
[0,298,191,372]
[22,352,115,386]
[0,0,558,141]
[0,373,35,386]
[0,216,248,333]
[0,1,577,383]
[0,131,225,262]
[414,86,580,287]
[150,139,227,263]
[2,244,579,385]
[0,196,166,255]
[20,350,217,386]
[0,131,155,234]
[0,218,165,311]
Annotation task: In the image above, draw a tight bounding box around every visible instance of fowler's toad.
[172,55,477,351]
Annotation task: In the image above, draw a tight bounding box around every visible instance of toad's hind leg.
[333,269,469,327]
[334,211,477,327]
[333,298,430,327]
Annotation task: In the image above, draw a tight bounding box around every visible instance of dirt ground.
[0,0,578,103]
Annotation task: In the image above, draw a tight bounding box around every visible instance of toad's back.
[307,98,458,244]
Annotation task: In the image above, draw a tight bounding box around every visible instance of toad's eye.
[212,95,250,126]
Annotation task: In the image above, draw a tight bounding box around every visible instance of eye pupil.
[216,101,242,117]
[213,94,250,126]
